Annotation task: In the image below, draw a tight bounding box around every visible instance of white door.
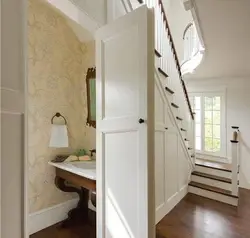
[1,0,27,238]
[96,5,155,238]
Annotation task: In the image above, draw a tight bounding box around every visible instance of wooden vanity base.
[55,176,89,227]
[54,167,96,228]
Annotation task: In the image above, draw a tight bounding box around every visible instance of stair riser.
[191,175,232,191]
[188,186,238,206]
[195,166,232,179]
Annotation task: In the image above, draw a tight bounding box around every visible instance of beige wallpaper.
[28,0,95,213]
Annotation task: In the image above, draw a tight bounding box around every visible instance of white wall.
[187,77,250,189]
[166,0,193,62]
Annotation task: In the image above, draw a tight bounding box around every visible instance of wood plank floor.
[31,189,250,238]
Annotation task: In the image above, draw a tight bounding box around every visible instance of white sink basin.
[49,160,96,180]
[71,161,96,170]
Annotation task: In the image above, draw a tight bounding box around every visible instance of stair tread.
[171,102,179,108]
[158,67,168,77]
[176,116,183,121]
[154,49,162,57]
[192,171,232,183]
[195,159,232,172]
[165,86,174,94]
[189,181,238,198]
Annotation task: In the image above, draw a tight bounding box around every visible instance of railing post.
[231,126,239,196]
[192,116,196,164]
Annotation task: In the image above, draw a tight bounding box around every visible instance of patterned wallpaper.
[28,0,95,213]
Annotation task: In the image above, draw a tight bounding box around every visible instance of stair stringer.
[155,67,194,169]
[154,67,194,223]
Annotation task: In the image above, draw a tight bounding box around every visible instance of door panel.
[96,5,155,238]
[154,82,167,223]
[1,0,26,237]
[165,131,178,200]
[103,26,139,119]
[155,131,165,211]
[1,114,23,238]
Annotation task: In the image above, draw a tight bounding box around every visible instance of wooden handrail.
[158,0,194,120]
[183,22,193,39]
[136,0,194,120]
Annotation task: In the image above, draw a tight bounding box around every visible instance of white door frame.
[1,0,28,237]
[7,0,137,236]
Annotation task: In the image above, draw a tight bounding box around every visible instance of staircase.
[130,0,196,164]
[188,159,238,206]
[188,134,240,206]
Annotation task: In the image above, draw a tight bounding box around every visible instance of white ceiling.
[187,0,250,79]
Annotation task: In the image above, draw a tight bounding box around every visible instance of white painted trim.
[196,153,229,164]
[189,91,227,159]
[155,69,195,169]
[189,0,205,49]
[188,185,238,206]
[156,185,188,224]
[191,174,232,190]
[29,199,78,235]
[195,165,232,179]
[29,198,96,235]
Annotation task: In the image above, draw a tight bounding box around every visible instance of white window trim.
[190,91,227,158]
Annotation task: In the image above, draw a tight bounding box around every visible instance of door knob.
[139,118,145,124]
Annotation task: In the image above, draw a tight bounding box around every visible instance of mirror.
[86,67,96,128]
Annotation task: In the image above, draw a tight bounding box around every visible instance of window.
[190,93,225,156]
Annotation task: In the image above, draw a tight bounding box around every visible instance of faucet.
[90,149,96,157]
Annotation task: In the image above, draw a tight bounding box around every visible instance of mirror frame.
[86,67,96,128]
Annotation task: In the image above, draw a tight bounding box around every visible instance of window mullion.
[201,95,205,153]
[212,97,214,153]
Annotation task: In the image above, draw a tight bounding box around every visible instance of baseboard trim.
[165,184,188,215]
[29,198,79,235]
[29,198,97,235]
[156,184,188,224]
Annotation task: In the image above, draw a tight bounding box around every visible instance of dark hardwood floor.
[31,189,250,238]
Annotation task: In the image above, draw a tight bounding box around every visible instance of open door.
[96,5,155,238]
[1,0,27,238]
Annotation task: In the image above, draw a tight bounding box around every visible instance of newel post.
[231,126,239,196]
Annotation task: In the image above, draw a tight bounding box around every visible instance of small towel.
[49,124,69,148]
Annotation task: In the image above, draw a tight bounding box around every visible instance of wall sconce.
[49,112,69,148]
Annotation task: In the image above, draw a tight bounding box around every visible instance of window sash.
[190,92,226,157]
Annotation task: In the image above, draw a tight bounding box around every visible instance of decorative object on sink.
[65,155,79,162]
[75,149,87,156]
[51,148,93,163]
[90,149,96,159]
[49,112,69,148]
[75,149,92,161]
[86,67,96,128]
